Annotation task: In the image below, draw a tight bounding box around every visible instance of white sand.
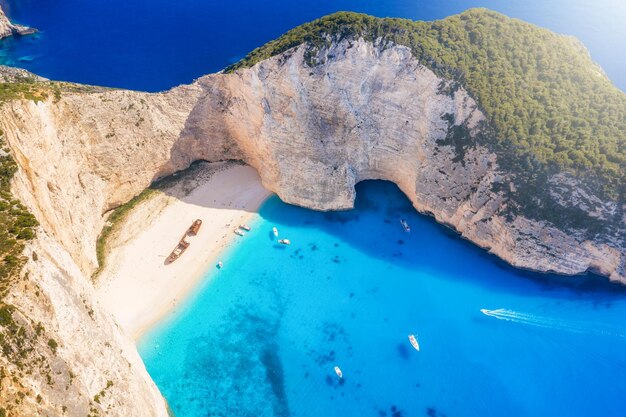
[96,164,271,340]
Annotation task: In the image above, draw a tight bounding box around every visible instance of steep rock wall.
[3,40,621,283]
[0,5,35,39]
[1,85,201,416]
[3,84,203,273]
[0,37,623,417]
[0,232,168,417]
[183,39,624,282]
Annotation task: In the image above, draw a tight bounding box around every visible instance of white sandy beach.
[96,163,271,340]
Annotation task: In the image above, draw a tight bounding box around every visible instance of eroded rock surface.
[1,232,168,417]
[0,38,623,416]
[4,39,622,281]
[0,5,35,39]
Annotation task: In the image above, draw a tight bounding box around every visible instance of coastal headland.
[0,9,623,417]
[0,5,35,39]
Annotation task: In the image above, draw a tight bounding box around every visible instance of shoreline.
[95,163,272,340]
[132,210,262,339]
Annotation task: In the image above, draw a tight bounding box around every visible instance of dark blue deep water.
[3,2,625,416]
[1,0,625,91]
[139,182,626,417]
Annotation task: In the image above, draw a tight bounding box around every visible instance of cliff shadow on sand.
[0,8,624,416]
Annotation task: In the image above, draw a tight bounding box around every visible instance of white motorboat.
[239,224,251,231]
[217,261,223,269]
[334,366,343,379]
[408,334,420,351]
[273,227,279,237]
[278,239,291,245]
[400,219,411,233]
[234,229,245,236]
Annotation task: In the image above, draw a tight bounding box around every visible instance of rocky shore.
[0,5,35,39]
[0,21,623,417]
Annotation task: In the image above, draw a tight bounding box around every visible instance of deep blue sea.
[3,2,625,416]
[1,0,625,92]
[139,181,626,417]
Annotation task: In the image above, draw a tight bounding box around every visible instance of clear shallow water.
[2,0,625,91]
[5,3,624,414]
[139,181,626,417]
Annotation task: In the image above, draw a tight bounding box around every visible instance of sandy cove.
[95,162,272,339]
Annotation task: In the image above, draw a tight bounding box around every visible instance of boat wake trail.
[480,309,626,339]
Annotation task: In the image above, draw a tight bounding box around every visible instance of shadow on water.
[139,162,623,301]
[150,160,264,215]
[259,180,626,300]
[261,344,291,417]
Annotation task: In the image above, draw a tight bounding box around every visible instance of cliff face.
[0,5,35,39]
[184,39,624,281]
[3,84,203,274]
[0,38,624,416]
[0,232,168,417]
[6,39,620,281]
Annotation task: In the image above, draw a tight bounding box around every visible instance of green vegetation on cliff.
[0,131,43,416]
[95,187,159,278]
[0,132,38,301]
[227,9,625,197]
[0,71,106,105]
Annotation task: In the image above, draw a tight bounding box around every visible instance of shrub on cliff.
[0,134,38,301]
[227,9,625,199]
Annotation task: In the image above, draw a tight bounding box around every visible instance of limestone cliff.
[183,39,624,281]
[0,37,624,416]
[3,39,623,282]
[0,231,168,417]
[0,5,35,39]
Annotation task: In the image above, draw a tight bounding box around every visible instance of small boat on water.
[239,224,251,231]
[400,219,411,233]
[273,227,279,237]
[278,239,291,245]
[334,366,343,379]
[408,334,420,351]
[234,229,245,236]
[217,261,223,269]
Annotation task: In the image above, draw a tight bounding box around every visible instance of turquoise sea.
[4,2,626,416]
[139,182,626,417]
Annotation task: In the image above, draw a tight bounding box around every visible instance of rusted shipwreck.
[165,219,202,264]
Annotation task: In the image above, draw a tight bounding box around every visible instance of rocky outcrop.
[0,5,35,39]
[0,37,623,416]
[3,38,623,282]
[0,65,46,82]
[0,231,168,417]
[187,39,624,281]
[3,84,204,274]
